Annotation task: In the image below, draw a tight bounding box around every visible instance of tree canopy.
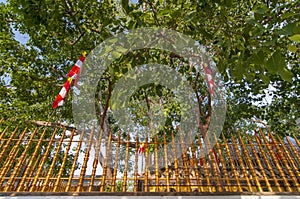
[1,0,299,138]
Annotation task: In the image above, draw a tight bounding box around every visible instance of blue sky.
[13,30,29,45]
[1,0,29,44]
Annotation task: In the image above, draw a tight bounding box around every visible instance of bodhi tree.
[1,0,299,178]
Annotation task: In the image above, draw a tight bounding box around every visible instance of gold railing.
[0,122,299,193]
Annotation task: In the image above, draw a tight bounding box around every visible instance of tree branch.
[48,65,68,79]
[147,0,161,26]
[30,120,77,132]
[192,72,211,135]
[69,31,86,46]
[244,118,272,132]
[64,0,84,35]
[145,94,154,132]
[99,80,113,136]
[91,28,102,34]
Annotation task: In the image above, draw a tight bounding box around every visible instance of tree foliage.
[1,0,299,139]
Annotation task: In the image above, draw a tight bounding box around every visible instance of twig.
[30,120,77,131]
[69,32,86,46]
[91,28,102,34]
[48,65,67,79]
[243,118,272,132]
[147,0,161,26]
[99,80,113,133]
[64,0,84,35]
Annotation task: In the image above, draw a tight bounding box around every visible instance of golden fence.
[0,120,299,194]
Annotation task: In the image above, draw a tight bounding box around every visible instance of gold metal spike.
[259,128,291,192]
[133,134,139,192]
[41,129,66,192]
[245,133,273,192]
[17,128,48,192]
[222,133,243,192]
[65,129,85,192]
[77,126,95,192]
[29,128,59,192]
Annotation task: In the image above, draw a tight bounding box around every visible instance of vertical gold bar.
[293,136,300,150]
[238,133,262,192]
[111,132,121,192]
[191,140,201,192]
[4,127,38,191]
[293,136,300,171]
[284,135,300,168]
[26,154,42,191]
[53,129,76,192]
[133,135,139,192]
[203,131,222,192]
[254,133,282,192]
[65,130,85,192]
[154,136,159,192]
[245,133,273,192]
[17,128,48,191]
[89,141,100,192]
[0,126,9,145]
[41,129,66,192]
[0,126,9,154]
[100,131,112,192]
[271,134,300,192]
[164,133,170,192]
[89,126,104,192]
[29,128,58,192]
[222,133,242,192]
[0,126,19,164]
[171,131,180,192]
[197,132,212,192]
[178,128,191,192]
[274,136,300,176]
[0,127,27,187]
[214,134,231,192]
[106,130,113,188]
[122,134,130,192]
[208,145,223,192]
[230,134,252,192]
[77,126,94,192]
[259,129,291,191]
[144,137,149,192]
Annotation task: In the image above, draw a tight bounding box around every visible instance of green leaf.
[288,45,298,53]
[116,46,128,54]
[231,68,243,80]
[265,50,285,74]
[121,0,132,14]
[278,68,294,83]
[224,0,233,7]
[259,74,270,84]
[288,34,300,43]
[254,7,266,14]
[253,6,267,20]
[249,50,265,64]
[282,12,300,20]
[277,23,297,36]
[183,11,197,22]
[112,51,122,58]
